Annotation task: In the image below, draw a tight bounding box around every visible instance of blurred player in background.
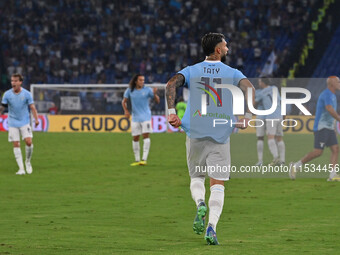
[290,76,340,181]
[254,87,266,166]
[48,102,59,115]
[166,33,255,245]
[255,77,285,166]
[175,97,187,120]
[175,97,186,132]
[0,74,39,175]
[122,74,160,166]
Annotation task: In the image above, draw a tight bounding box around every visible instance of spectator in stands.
[48,102,59,115]
[0,0,318,89]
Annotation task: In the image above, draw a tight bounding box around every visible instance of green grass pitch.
[0,132,340,254]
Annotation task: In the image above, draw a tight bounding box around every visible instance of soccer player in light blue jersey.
[256,77,285,166]
[122,74,160,166]
[290,76,340,181]
[0,74,39,175]
[166,33,255,245]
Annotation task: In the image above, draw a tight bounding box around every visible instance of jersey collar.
[204,60,221,63]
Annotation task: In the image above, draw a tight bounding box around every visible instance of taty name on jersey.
[203,67,220,74]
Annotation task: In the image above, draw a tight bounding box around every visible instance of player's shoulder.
[4,88,12,95]
[2,89,14,99]
[320,89,333,98]
[21,88,33,98]
[182,62,201,70]
[22,88,31,94]
[268,85,278,92]
[219,62,244,74]
[261,86,271,93]
[220,62,235,70]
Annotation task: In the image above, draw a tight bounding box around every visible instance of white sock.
[13,147,24,170]
[329,168,337,179]
[277,141,285,162]
[25,144,33,162]
[190,177,205,206]
[294,160,303,168]
[132,141,140,162]
[142,138,150,161]
[208,184,225,231]
[257,140,264,163]
[268,139,279,159]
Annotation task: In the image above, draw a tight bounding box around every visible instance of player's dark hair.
[11,73,23,82]
[259,76,271,86]
[201,33,225,56]
[129,74,143,92]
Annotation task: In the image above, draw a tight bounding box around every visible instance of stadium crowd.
[0,0,319,89]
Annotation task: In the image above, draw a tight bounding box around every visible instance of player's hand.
[235,118,249,129]
[124,110,130,118]
[168,114,181,128]
[153,87,158,94]
[34,120,39,127]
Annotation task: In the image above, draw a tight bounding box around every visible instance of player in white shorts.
[166,33,255,245]
[122,74,160,166]
[0,74,39,175]
[256,77,285,166]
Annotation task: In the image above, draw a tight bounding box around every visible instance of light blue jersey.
[1,88,34,127]
[255,86,281,119]
[313,88,337,131]
[124,86,154,122]
[255,89,265,120]
[179,60,246,144]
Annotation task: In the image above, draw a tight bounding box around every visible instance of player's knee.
[191,177,205,185]
[133,136,140,142]
[257,136,264,141]
[332,145,339,154]
[25,139,32,146]
[210,178,224,187]
[275,136,283,142]
[13,141,20,147]
[314,149,323,157]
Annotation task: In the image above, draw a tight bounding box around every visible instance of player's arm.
[121,98,130,118]
[0,104,7,115]
[166,74,185,128]
[29,103,39,127]
[1,93,8,115]
[153,88,160,104]
[237,78,255,129]
[325,105,340,122]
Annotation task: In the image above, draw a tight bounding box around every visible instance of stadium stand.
[312,25,340,78]
[0,0,321,90]
[282,0,338,79]
[303,24,340,114]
